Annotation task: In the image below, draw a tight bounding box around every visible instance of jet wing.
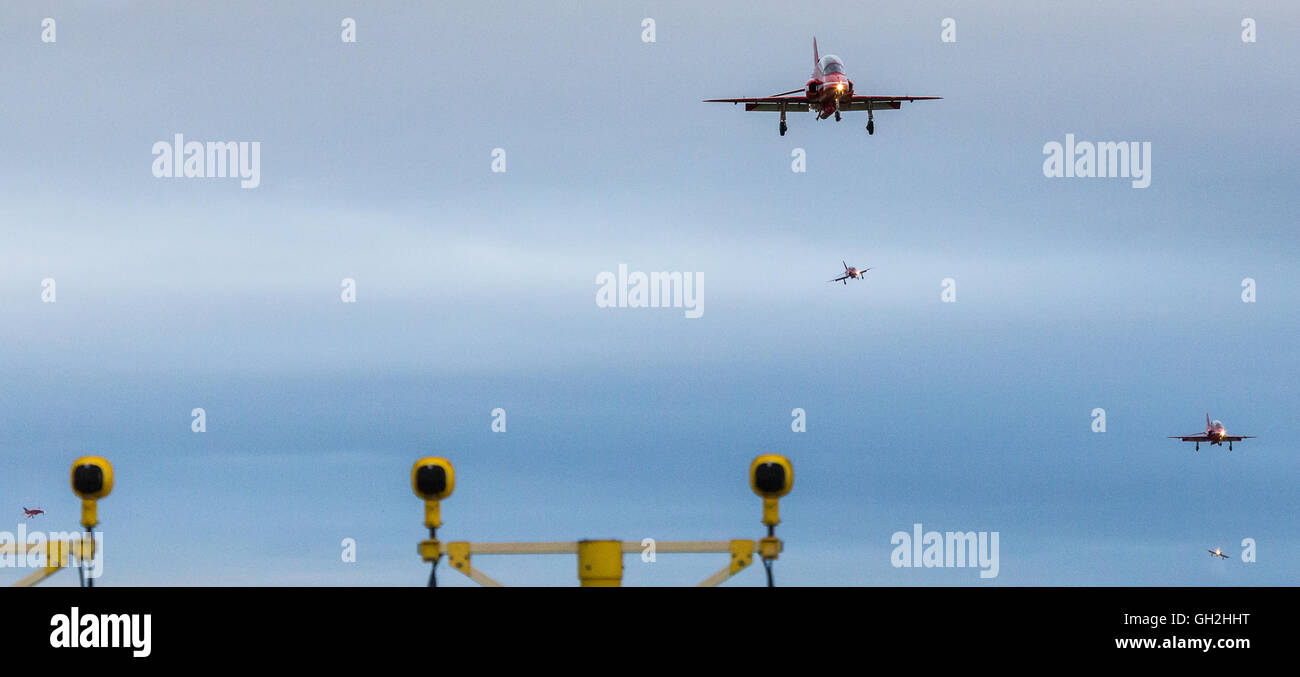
[1221,435,1255,442]
[841,95,943,111]
[704,96,812,112]
[704,95,941,113]
[1169,435,1211,442]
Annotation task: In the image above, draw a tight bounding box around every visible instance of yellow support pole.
[577,539,623,587]
[761,497,781,527]
[423,500,442,529]
[80,501,99,530]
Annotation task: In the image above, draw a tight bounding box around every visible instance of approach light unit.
[412,457,455,586]
[411,456,455,527]
[751,453,793,498]
[749,454,792,586]
[750,454,792,530]
[70,456,113,529]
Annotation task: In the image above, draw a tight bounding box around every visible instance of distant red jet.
[705,37,941,136]
[1169,414,1256,451]
[1208,547,1230,559]
[829,261,871,285]
[22,506,44,519]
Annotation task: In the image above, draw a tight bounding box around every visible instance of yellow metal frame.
[3,537,96,587]
[427,538,770,587]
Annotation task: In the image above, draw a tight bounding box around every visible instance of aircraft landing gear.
[1195,442,1199,452]
[835,110,841,122]
[779,105,788,136]
[1229,441,1233,451]
[866,108,875,135]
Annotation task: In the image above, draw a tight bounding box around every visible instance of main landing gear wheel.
[866,119,874,135]
[779,121,788,136]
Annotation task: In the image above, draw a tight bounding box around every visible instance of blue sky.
[1,1,1297,585]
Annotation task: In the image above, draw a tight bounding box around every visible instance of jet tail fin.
[813,37,823,76]
[1206,412,1211,427]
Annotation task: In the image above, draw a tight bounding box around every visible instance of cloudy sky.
[1,0,1297,585]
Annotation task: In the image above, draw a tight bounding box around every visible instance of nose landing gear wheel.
[835,110,841,122]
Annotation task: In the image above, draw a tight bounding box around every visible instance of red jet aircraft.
[1169,414,1255,451]
[829,261,871,285]
[705,38,941,136]
[22,506,44,519]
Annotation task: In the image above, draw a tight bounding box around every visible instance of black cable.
[84,527,94,588]
[762,524,777,587]
[427,527,438,588]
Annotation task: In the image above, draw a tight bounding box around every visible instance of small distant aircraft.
[22,507,44,519]
[1169,414,1255,451]
[828,261,871,285]
[1208,547,1230,560]
[705,37,941,136]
